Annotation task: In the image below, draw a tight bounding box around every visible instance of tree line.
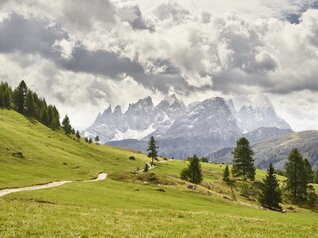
[176,136,317,211]
[0,80,61,130]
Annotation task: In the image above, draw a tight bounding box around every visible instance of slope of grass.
[0,109,317,237]
[0,109,150,189]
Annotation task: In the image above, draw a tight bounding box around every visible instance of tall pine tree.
[285,148,307,201]
[260,163,282,211]
[62,115,72,135]
[147,136,158,165]
[232,137,256,180]
[13,80,27,113]
[24,90,36,116]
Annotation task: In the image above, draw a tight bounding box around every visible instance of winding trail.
[0,172,107,197]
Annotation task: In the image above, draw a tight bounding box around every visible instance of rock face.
[85,95,294,161]
[236,97,291,132]
[207,130,318,169]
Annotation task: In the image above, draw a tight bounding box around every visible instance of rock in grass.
[12,152,24,158]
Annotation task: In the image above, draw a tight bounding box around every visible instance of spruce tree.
[3,89,11,108]
[50,117,60,130]
[95,135,100,144]
[88,138,92,144]
[223,165,230,182]
[62,115,72,135]
[147,136,158,166]
[75,130,81,141]
[24,90,36,116]
[39,105,49,126]
[285,148,307,201]
[13,80,27,113]
[232,137,256,180]
[180,155,203,184]
[260,163,282,211]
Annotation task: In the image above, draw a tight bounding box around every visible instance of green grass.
[0,109,317,237]
[1,179,317,237]
[0,109,150,189]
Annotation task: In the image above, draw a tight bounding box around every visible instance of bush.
[144,163,149,172]
[129,156,136,160]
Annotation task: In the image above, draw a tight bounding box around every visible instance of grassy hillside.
[0,109,317,237]
[0,109,150,188]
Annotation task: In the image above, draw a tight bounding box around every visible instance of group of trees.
[0,81,100,143]
[221,137,317,211]
[0,81,61,130]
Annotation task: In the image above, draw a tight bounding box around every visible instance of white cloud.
[0,1,318,131]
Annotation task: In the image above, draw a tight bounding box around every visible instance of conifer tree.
[39,105,49,126]
[260,163,282,211]
[50,116,60,130]
[95,135,100,144]
[75,130,81,141]
[285,148,307,201]
[3,89,11,108]
[62,115,72,135]
[223,165,230,182]
[13,80,27,113]
[24,90,36,116]
[180,155,203,184]
[147,136,158,165]
[88,138,92,144]
[232,137,256,180]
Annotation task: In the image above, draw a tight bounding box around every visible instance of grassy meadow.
[0,109,317,237]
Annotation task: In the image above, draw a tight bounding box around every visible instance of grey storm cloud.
[0,14,198,94]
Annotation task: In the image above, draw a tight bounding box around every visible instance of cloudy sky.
[0,0,317,131]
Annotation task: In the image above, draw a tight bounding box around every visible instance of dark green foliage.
[0,80,61,131]
[39,105,49,126]
[180,155,203,184]
[62,115,72,135]
[260,163,282,211]
[223,165,230,182]
[24,90,36,116]
[232,137,256,180]
[303,159,314,183]
[85,137,89,143]
[285,148,308,201]
[147,136,158,166]
[95,136,100,143]
[0,82,12,108]
[200,157,209,163]
[144,163,149,172]
[13,80,27,113]
[50,117,60,130]
[75,130,81,140]
[88,138,93,144]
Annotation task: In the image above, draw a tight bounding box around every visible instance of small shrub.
[144,163,149,172]
[129,156,136,160]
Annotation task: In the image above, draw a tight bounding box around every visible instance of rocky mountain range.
[84,94,305,168]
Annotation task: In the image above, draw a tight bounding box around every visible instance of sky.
[0,0,317,131]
